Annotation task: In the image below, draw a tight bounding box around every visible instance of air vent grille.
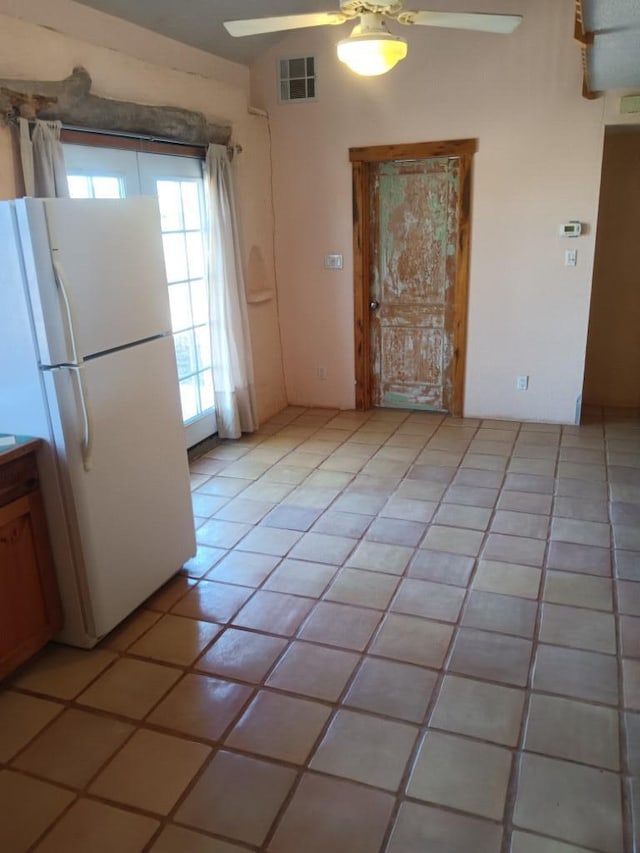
[279,57,316,102]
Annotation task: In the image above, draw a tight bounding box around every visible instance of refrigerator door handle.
[51,257,92,471]
[66,364,93,473]
[52,256,82,366]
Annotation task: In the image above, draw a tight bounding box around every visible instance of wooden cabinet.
[0,439,62,681]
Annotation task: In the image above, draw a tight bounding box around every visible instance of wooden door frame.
[350,138,477,416]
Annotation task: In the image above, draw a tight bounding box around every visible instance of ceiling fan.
[224,1,523,76]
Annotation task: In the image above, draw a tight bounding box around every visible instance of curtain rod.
[11,116,243,157]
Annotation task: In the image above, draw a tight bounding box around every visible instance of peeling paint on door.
[370,157,460,411]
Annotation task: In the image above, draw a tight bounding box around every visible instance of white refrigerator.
[0,196,196,647]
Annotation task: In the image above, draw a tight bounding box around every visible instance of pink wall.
[0,0,248,90]
[0,3,287,423]
[251,0,606,423]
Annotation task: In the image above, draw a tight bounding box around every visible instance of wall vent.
[279,57,316,102]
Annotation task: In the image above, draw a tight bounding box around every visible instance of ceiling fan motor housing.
[339,1,405,18]
[352,12,394,35]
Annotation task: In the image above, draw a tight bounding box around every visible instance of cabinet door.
[0,494,62,680]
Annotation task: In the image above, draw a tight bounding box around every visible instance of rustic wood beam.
[575,0,598,100]
[0,66,231,145]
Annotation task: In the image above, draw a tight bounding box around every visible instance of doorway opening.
[582,126,640,419]
[350,139,476,417]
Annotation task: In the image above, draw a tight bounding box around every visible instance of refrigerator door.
[19,197,171,365]
[44,334,196,639]
[0,202,88,640]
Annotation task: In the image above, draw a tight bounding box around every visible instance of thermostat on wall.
[559,221,582,237]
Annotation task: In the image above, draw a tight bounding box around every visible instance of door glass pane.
[162,233,189,283]
[92,176,122,198]
[173,330,197,378]
[157,181,183,231]
[195,325,211,368]
[168,282,192,332]
[199,371,214,411]
[152,176,213,428]
[182,182,201,230]
[191,279,208,326]
[67,173,124,199]
[179,376,199,422]
[186,231,204,279]
[68,175,91,198]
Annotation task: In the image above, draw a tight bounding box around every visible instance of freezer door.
[20,197,171,364]
[45,334,196,638]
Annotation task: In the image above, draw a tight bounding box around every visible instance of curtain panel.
[18,118,69,198]
[205,143,258,439]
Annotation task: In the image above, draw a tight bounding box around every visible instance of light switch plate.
[324,254,343,270]
[621,94,640,114]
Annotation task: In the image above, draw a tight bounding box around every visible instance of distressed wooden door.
[369,157,460,411]
[351,139,474,415]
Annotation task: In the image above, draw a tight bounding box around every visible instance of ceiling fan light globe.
[337,32,408,76]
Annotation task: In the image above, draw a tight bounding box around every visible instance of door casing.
[350,139,476,417]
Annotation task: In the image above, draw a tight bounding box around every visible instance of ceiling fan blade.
[405,11,522,34]
[224,12,346,38]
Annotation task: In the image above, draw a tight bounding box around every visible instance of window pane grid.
[157,178,213,423]
[179,367,211,383]
[67,173,124,199]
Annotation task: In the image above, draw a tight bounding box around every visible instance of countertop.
[0,435,42,465]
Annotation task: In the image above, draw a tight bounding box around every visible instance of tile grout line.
[3,406,638,852]
[606,412,636,853]
[499,416,560,853]
[376,421,487,853]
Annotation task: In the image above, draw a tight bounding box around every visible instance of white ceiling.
[72,0,640,91]
[72,0,336,65]
[582,0,640,90]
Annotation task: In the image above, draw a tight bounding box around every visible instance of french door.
[63,144,216,448]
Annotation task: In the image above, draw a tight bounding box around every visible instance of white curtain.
[18,118,69,198]
[205,143,258,439]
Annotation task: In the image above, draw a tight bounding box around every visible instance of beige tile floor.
[1,405,639,852]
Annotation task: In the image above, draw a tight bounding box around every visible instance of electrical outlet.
[516,375,529,391]
[317,366,327,380]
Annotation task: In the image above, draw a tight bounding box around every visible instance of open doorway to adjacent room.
[582,126,640,419]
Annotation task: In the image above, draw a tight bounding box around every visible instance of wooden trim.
[0,437,41,468]
[350,138,478,163]
[29,490,63,633]
[582,74,598,101]
[352,160,371,410]
[60,128,206,159]
[573,16,594,46]
[450,154,473,418]
[574,0,597,100]
[351,139,475,414]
